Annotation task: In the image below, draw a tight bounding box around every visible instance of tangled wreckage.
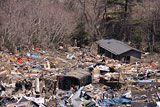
[0,39,160,106]
[57,69,92,90]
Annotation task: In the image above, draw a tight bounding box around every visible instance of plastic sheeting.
[26,53,31,57]
[137,80,153,82]
[31,55,39,58]
[156,102,160,107]
[99,97,132,106]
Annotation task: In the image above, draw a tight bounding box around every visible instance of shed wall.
[121,50,141,59]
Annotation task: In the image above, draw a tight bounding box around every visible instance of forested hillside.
[0,0,160,53]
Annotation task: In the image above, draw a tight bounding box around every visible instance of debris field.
[0,45,160,107]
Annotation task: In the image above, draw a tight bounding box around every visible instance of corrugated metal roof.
[96,39,141,55]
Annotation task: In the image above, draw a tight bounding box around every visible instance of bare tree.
[0,0,76,51]
[131,0,160,52]
[75,0,106,41]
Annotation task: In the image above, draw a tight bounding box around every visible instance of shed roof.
[65,69,91,79]
[96,39,141,55]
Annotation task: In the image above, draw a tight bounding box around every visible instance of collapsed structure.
[57,69,92,90]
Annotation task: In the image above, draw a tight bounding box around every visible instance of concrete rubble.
[0,45,160,107]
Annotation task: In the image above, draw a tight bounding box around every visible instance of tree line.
[0,0,160,53]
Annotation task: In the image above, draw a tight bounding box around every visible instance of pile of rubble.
[0,45,160,107]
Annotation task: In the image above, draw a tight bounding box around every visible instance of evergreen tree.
[70,22,90,47]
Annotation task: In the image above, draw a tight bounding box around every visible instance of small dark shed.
[57,69,92,90]
[96,38,142,63]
